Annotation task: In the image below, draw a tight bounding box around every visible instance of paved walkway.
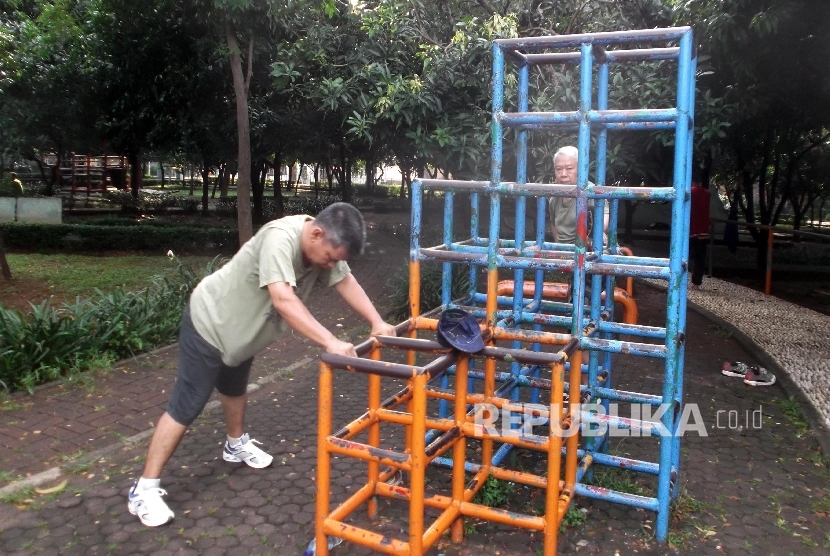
[1,218,828,555]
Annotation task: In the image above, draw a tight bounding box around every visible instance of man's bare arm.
[267,281,355,356]
[333,274,396,337]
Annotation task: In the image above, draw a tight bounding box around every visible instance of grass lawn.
[0,253,217,310]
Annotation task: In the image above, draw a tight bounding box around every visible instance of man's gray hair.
[553,146,579,163]
[314,202,366,258]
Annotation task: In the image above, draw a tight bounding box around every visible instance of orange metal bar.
[496,280,638,324]
[367,345,382,519]
[424,504,462,549]
[451,356,469,543]
[329,482,375,522]
[564,351,581,502]
[315,361,334,556]
[322,518,409,556]
[544,361,566,556]
[374,482,454,510]
[406,259,420,455]
[617,246,636,296]
[482,269,500,470]
[461,421,549,452]
[326,437,412,470]
[458,501,546,531]
[409,371,428,554]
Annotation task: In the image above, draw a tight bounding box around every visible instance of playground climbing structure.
[314,26,696,555]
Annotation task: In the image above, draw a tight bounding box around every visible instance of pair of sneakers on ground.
[127,433,272,527]
[722,361,776,386]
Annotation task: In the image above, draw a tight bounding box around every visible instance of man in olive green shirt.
[128,202,396,527]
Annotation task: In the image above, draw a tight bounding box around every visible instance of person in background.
[548,146,609,248]
[689,177,711,290]
[548,146,610,302]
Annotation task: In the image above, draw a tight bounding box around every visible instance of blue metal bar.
[575,484,659,512]
[495,26,692,49]
[510,61,531,391]
[580,337,667,359]
[499,108,679,126]
[523,47,680,65]
[671,45,698,503]
[653,27,694,542]
[513,121,677,131]
[417,179,677,202]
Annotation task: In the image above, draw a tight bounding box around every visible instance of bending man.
[127,202,396,527]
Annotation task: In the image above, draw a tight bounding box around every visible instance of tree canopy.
[1,0,827,244]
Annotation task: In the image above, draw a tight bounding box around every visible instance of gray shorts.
[166,304,253,426]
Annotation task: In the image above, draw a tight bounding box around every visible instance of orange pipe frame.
[497,279,638,325]
[314,254,590,556]
[315,347,579,556]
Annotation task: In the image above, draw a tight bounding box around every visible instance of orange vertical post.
[408,371,429,554]
[366,344,382,519]
[543,361,565,556]
[405,259,421,454]
[450,356,470,544]
[565,350,581,488]
[315,362,334,556]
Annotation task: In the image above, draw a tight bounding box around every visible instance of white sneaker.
[222,433,273,468]
[128,482,174,527]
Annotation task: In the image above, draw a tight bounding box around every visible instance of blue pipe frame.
[409,27,695,543]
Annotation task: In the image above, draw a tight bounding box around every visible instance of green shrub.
[386,261,473,321]
[0,256,225,393]
[1,222,237,253]
[62,216,224,229]
[102,190,179,212]
[214,195,345,220]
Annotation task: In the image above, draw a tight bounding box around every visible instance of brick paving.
[0,212,829,555]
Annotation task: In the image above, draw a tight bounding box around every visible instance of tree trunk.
[212,164,223,198]
[325,161,334,193]
[272,153,285,218]
[297,163,305,196]
[273,152,282,198]
[160,161,166,188]
[251,161,263,223]
[201,164,210,216]
[220,165,230,198]
[365,155,374,195]
[343,158,353,203]
[128,152,142,200]
[226,22,254,245]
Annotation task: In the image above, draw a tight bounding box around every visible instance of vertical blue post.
[671,47,697,500]
[655,28,694,542]
[571,42,593,338]
[490,44,505,327]
[439,190,455,419]
[510,61,530,398]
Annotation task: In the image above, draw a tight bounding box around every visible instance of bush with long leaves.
[0,256,225,393]
[386,261,473,323]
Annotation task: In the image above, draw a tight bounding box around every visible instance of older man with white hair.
[548,146,609,246]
